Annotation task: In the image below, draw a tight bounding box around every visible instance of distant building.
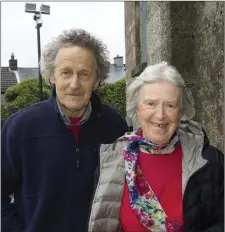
[1,54,38,90]
[1,54,39,103]
[1,53,126,102]
[18,67,39,82]
[107,55,126,83]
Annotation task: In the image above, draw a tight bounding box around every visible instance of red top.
[120,145,183,232]
[67,117,82,142]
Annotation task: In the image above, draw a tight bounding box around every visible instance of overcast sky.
[1,2,125,67]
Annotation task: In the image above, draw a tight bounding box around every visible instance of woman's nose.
[154,105,165,120]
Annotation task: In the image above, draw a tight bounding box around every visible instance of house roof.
[1,67,18,94]
[107,64,126,83]
[18,67,39,81]
[1,62,125,94]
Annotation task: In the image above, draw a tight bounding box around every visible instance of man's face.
[50,45,98,117]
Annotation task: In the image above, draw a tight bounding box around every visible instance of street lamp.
[25,3,50,102]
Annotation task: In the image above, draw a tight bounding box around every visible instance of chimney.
[9,53,18,71]
[113,54,123,67]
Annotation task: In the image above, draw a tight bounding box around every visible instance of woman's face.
[136,81,181,145]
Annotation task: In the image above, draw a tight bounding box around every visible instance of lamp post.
[25,3,50,102]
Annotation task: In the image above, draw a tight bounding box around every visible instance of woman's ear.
[136,107,140,117]
[179,108,183,121]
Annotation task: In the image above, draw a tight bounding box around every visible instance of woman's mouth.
[151,122,168,128]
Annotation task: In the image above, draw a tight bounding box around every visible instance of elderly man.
[1,29,128,232]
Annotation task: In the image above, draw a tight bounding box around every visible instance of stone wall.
[124,1,140,81]
[125,1,224,151]
[146,2,172,64]
[169,2,224,151]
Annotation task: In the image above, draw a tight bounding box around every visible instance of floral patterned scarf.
[123,128,182,232]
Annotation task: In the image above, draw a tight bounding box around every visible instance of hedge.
[1,77,127,124]
[94,78,126,117]
[1,78,51,123]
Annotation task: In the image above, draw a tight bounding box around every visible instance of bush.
[1,78,51,123]
[94,78,126,117]
[1,77,127,125]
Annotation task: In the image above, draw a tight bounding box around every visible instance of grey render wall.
[145,1,224,150]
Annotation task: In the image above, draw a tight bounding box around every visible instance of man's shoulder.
[101,104,122,116]
[97,105,128,143]
[11,100,51,121]
[101,104,127,125]
[102,105,128,126]
[4,100,52,131]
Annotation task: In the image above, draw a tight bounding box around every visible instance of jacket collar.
[56,96,92,126]
[113,119,208,195]
[50,87,102,126]
[176,120,208,193]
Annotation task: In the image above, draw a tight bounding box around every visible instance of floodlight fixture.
[25,3,51,102]
[25,3,37,13]
[40,4,50,15]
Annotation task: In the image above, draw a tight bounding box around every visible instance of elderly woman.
[88,62,224,232]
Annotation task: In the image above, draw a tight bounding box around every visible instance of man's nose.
[70,74,81,89]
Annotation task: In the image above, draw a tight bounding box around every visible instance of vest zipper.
[85,146,100,232]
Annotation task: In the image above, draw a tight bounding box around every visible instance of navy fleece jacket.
[1,91,128,232]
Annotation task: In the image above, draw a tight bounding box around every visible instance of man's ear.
[94,78,100,88]
[49,74,55,85]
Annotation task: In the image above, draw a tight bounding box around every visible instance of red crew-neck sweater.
[120,144,183,232]
[67,117,82,142]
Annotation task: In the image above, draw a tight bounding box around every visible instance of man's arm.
[1,115,24,232]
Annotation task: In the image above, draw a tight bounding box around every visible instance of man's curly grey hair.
[127,61,195,121]
[41,29,110,83]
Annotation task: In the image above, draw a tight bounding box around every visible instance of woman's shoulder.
[202,144,224,165]
[100,138,128,162]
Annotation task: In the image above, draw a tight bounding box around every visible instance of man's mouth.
[68,94,82,96]
[151,122,168,128]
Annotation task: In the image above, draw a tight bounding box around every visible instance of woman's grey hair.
[127,61,195,121]
[41,29,110,83]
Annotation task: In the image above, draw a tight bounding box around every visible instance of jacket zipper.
[68,126,81,192]
[85,146,100,232]
[76,123,83,192]
[182,161,209,230]
[76,147,80,189]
